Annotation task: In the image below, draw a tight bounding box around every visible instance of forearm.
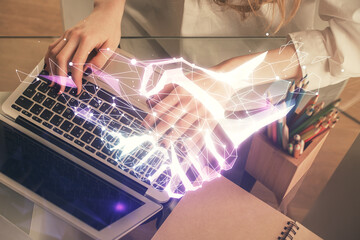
[93,0,126,23]
[212,44,303,86]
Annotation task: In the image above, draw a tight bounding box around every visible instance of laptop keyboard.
[10,72,172,191]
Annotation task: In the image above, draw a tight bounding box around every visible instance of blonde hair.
[213,0,302,33]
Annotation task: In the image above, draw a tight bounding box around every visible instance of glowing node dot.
[275,76,280,80]
[223,145,226,148]
[265,32,269,36]
[36,77,40,81]
[341,69,344,72]
[101,127,106,131]
[302,65,307,69]
[90,113,93,116]
[131,59,137,65]
[69,62,73,66]
[152,112,157,116]
[69,76,72,79]
[106,48,110,51]
[112,97,115,100]
[112,103,116,107]
[63,38,66,41]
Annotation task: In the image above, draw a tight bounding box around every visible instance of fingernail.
[83,67,92,76]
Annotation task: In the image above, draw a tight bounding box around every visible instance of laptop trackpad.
[0,121,145,231]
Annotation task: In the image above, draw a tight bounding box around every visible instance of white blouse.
[121,0,360,90]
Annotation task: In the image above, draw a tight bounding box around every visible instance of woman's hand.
[45,0,125,94]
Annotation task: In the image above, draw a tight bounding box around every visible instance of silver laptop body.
[0,50,170,239]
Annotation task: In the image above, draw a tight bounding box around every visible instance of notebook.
[152,176,322,240]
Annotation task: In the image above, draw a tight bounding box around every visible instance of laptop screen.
[0,120,144,231]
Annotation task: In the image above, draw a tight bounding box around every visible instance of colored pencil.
[282,123,289,150]
[293,94,319,122]
[294,144,301,158]
[300,127,321,142]
[313,101,324,115]
[299,140,305,155]
[290,99,341,137]
[285,80,295,107]
[288,143,294,155]
[290,106,314,130]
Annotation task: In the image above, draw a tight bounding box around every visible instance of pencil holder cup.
[245,131,329,203]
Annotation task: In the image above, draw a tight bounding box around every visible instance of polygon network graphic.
[16,44,319,198]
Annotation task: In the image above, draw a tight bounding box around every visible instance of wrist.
[93,0,126,22]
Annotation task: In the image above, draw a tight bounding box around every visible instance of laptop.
[0,49,172,239]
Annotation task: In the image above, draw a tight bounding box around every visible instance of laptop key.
[70,126,84,138]
[32,116,42,123]
[108,120,121,131]
[43,97,55,109]
[23,85,37,98]
[120,126,132,136]
[93,125,103,137]
[47,84,61,98]
[107,158,118,166]
[145,167,157,178]
[53,127,63,135]
[89,109,100,119]
[64,133,74,141]
[39,109,53,121]
[89,98,101,108]
[50,115,64,126]
[113,149,122,160]
[15,96,33,109]
[83,82,97,94]
[68,98,79,108]
[122,155,139,168]
[57,93,70,104]
[79,91,91,103]
[42,122,53,129]
[96,152,107,160]
[69,88,78,97]
[85,145,96,153]
[109,108,121,120]
[135,149,149,159]
[80,131,95,144]
[83,121,95,131]
[101,144,114,156]
[52,103,66,114]
[118,164,129,173]
[62,108,75,120]
[91,137,104,150]
[21,110,32,117]
[33,92,46,103]
[98,114,111,126]
[74,139,85,147]
[60,120,74,132]
[97,89,115,104]
[73,115,85,126]
[30,104,44,115]
[119,114,133,126]
[11,104,21,111]
[37,82,50,93]
[99,102,112,114]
